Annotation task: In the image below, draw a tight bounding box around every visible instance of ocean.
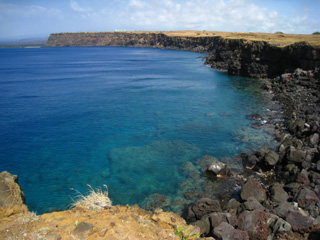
[0,47,275,213]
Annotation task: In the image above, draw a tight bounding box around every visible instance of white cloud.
[121,0,320,33]
[70,0,93,13]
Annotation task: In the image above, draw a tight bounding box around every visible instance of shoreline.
[1,32,320,239]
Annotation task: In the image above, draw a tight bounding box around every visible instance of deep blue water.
[0,47,275,213]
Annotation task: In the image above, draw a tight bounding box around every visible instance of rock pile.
[182,67,320,239]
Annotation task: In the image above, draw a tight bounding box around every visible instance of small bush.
[71,184,112,210]
[275,31,284,34]
[312,31,320,35]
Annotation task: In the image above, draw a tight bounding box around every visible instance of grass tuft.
[71,184,112,210]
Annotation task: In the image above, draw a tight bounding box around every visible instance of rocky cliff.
[46,31,320,79]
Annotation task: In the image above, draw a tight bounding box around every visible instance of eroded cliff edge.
[46,31,320,79]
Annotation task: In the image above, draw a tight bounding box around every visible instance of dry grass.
[123,30,320,47]
[71,184,112,210]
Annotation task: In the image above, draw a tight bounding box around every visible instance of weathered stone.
[309,133,320,147]
[0,171,26,208]
[270,183,289,204]
[209,212,237,228]
[288,119,305,135]
[192,216,211,236]
[72,222,94,239]
[142,193,171,211]
[0,171,28,217]
[296,170,310,186]
[225,198,241,215]
[286,211,314,233]
[186,198,221,222]
[240,178,267,203]
[238,210,268,240]
[214,222,249,240]
[44,233,62,240]
[273,218,292,233]
[295,187,320,208]
[245,154,258,169]
[284,182,301,196]
[272,202,298,219]
[241,197,265,212]
[197,155,219,172]
[286,146,306,163]
[207,160,228,177]
[264,151,279,166]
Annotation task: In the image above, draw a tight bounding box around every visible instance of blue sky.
[0,0,319,39]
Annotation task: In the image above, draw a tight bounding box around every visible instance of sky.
[0,0,319,40]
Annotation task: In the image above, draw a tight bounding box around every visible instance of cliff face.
[46,32,320,79]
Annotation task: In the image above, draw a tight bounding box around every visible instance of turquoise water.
[0,47,274,213]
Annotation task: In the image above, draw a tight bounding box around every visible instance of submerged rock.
[142,193,171,211]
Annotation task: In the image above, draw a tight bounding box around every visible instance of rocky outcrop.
[0,171,28,217]
[46,32,320,79]
[0,203,201,240]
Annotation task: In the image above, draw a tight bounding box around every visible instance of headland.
[1,31,320,239]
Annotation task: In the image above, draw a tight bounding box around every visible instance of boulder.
[284,182,301,196]
[269,183,289,204]
[245,154,258,169]
[309,133,320,147]
[213,222,249,240]
[271,218,292,235]
[286,146,306,163]
[206,160,230,177]
[192,216,211,236]
[225,198,241,215]
[237,210,268,240]
[186,198,221,222]
[272,202,299,219]
[296,170,310,186]
[240,197,265,212]
[240,178,267,203]
[295,187,320,208]
[263,151,279,166]
[209,212,237,229]
[285,211,314,233]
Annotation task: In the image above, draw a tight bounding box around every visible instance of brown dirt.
[0,205,200,240]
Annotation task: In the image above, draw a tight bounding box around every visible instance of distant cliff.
[46,32,320,79]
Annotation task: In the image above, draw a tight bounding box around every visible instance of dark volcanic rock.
[295,187,320,209]
[269,183,289,204]
[285,211,314,233]
[240,178,267,203]
[286,146,306,163]
[240,197,265,212]
[185,198,221,222]
[142,193,171,211]
[209,212,237,229]
[213,222,249,240]
[264,150,279,166]
[237,210,268,240]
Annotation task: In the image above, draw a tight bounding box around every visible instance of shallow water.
[0,47,275,213]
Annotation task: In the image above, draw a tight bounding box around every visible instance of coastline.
[1,31,320,239]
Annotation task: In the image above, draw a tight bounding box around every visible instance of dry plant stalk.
[71,184,112,210]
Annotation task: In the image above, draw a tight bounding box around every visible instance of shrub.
[312,31,320,35]
[71,184,112,210]
[275,31,284,34]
